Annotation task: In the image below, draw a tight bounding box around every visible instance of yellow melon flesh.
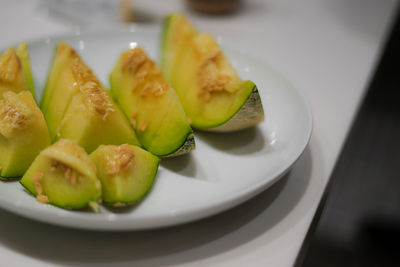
[0,91,50,178]
[0,47,27,98]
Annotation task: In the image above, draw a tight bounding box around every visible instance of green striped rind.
[162,132,195,158]
[207,86,265,132]
[0,175,20,181]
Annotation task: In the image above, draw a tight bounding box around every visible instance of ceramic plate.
[0,26,312,230]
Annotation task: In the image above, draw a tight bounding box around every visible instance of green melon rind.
[20,172,101,210]
[205,86,265,132]
[20,182,100,210]
[162,132,195,158]
[0,175,20,180]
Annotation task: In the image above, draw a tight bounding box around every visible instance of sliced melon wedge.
[161,13,264,131]
[0,42,36,100]
[57,77,140,153]
[90,144,159,206]
[0,47,27,98]
[110,47,194,157]
[42,42,140,153]
[0,91,50,178]
[20,139,101,209]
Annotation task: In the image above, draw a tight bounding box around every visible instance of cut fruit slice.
[57,57,141,153]
[57,81,141,153]
[20,139,101,209]
[0,91,50,178]
[110,47,194,157]
[0,47,27,98]
[40,42,84,140]
[161,13,264,131]
[16,42,36,98]
[90,144,159,206]
[41,42,140,152]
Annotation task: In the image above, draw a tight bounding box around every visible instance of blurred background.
[38,0,242,26]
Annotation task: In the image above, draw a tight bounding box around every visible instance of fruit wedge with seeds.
[42,42,140,152]
[110,47,194,157]
[161,13,264,132]
[20,139,101,209]
[0,91,50,178]
[0,42,35,99]
[57,57,141,153]
[90,144,159,206]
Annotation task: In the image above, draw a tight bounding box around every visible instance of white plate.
[0,26,312,231]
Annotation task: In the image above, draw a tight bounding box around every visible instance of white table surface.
[0,0,397,266]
